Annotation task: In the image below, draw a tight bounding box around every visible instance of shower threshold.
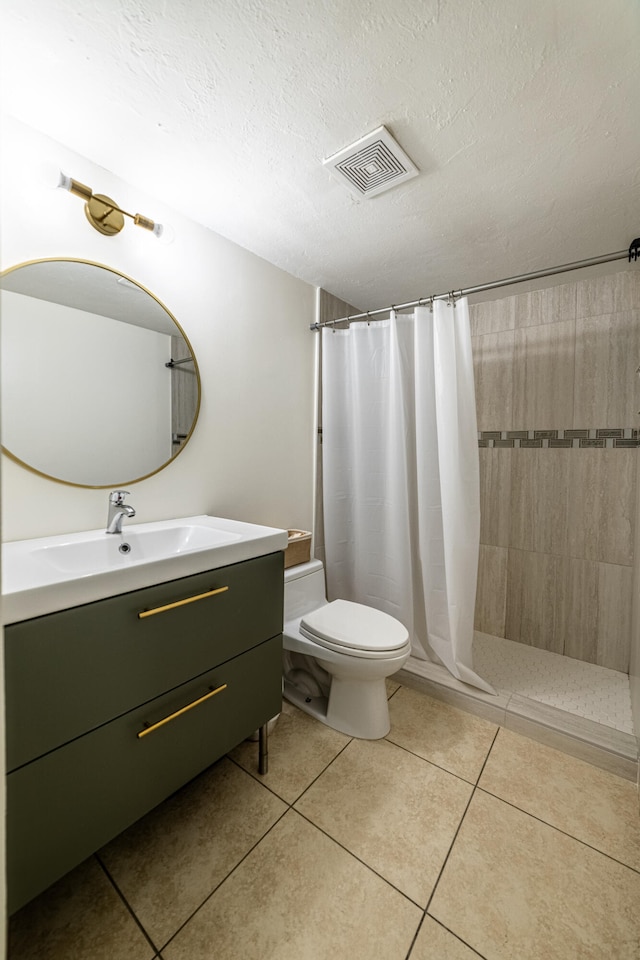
[396,632,637,782]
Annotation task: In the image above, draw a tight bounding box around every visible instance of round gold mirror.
[1,258,200,487]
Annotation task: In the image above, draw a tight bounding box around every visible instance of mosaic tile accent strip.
[478,428,639,448]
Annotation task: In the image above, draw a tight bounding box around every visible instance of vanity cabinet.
[4,551,283,914]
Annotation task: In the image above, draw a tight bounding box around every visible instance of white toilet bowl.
[283,560,410,739]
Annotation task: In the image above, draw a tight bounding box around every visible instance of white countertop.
[2,515,288,624]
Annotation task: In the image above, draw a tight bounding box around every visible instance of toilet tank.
[284,559,328,620]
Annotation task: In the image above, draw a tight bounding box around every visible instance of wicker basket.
[284,529,312,568]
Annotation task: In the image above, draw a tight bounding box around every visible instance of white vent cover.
[323,126,419,198]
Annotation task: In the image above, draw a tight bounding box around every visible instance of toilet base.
[283,675,391,740]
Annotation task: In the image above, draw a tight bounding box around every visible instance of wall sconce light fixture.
[58,172,165,238]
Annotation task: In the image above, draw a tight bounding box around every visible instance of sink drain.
[119,542,132,555]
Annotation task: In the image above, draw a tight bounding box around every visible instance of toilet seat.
[300,599,409,657]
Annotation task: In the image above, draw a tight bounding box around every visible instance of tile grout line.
[155,804,292,955]
[292,807,424,911]
[287,735,355,806]
[226,752,297,804]
[423,726,501,921]
[479,543,635,568]
[405,914,490,960]
[474,784,640,878]
[152,732,358,955]
[94,853,162,958]
[383,733,485,788]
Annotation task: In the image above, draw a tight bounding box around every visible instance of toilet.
[282,559,411,739]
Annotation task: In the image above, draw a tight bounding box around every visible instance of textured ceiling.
[1,0,638,311]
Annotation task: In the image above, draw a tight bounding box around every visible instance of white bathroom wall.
[0,117,316,541]
[630,471,640,754]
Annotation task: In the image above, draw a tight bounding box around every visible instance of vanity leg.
[258,723,268,775]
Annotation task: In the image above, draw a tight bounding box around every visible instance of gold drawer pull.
[138,585,229,619]
[137,683,227,739]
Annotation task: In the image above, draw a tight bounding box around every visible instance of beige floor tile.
[228,698,351,803]
[387,686,498,783]
[99,758,286,948]
[386,676,402,697]
[162,809,421,960]
[479,728,640,870]
[295,738,472,906]
[430,791,640,960]
[410,916,483,959]
[8,858,154,960]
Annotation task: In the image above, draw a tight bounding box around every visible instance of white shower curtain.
[322,299,493,694]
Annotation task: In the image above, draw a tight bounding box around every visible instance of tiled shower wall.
[471,270,640,672]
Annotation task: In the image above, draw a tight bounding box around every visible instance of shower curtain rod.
[310,247,633,330]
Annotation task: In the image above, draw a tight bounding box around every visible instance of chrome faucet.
[106,490,136,534]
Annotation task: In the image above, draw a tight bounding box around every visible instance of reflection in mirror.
[1,259,200,487]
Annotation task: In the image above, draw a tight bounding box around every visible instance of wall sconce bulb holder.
[155,222,175,245]
[58,170,167,241]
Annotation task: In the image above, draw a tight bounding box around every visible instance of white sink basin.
[3,515,288,623]
[32,522,242,575]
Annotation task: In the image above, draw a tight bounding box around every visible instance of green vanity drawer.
[7,633,282,915]
[5,551,284,771]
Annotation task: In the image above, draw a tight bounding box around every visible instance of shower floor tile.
[472,632,633,735]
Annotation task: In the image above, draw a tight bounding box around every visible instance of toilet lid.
[300,600,409,653]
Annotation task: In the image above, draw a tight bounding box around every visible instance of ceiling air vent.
[323,125,419,198]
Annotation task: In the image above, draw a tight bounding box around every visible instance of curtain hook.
[429,295,435,313]
[447,290,460,308]
[366,310,371,326]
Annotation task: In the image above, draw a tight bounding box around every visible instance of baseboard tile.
[398,658,639,782]
[395,659,510,727]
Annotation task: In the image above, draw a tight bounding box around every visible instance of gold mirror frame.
[0,258,201,488]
